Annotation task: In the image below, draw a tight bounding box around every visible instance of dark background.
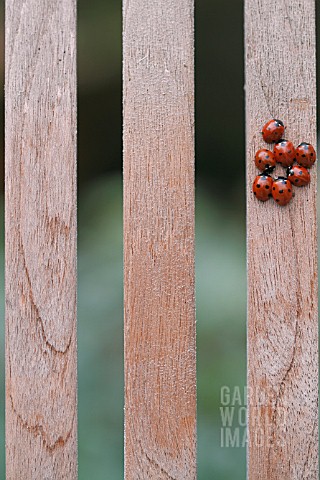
[0,0,318,478]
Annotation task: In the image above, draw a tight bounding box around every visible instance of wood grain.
[123,1,196,478]
[245,1,318,478]
[5,1,77,478]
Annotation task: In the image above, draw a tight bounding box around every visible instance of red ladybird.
[295,142,316,168]
[272,177,293,206]
[273,140,296,167]
[262,119,285,143]
[254,149,276,171]
[287,165,310,187]
[252,173,273,201]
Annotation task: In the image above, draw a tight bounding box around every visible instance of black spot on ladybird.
[288,189,291,192]
[269,193,272,197]
[254,192,256,195]
[279,190,284,194]
[302,154,306,157]
[259,160,261,163]
[256,184,261,188]
[295,179,299,182]
[276,199,279,202]
[311,153,314,156]
[273,187,275,190]
[279,152,283,155]
[265,185,269,189]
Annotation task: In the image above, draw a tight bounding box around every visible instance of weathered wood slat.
[245,1,318,478]
[123,0,196,478]
[5,1,77,478]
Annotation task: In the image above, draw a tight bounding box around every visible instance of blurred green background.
[76,1,246,478]
[0,0,318,478]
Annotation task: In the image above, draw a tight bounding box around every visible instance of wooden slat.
[5,1,77,478]
[245,1,318,478]
[123,1,196,478]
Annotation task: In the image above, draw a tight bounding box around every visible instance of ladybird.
[287,165,310,187]
[273,140,296,167]
[272,177,293,206]
[252,173,273,201]
[255,149,276,171]
[262,119,285,143]
[295,142,316,168]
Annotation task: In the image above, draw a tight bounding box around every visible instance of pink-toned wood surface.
[245,1,318,478]
[123,0,196,478]
[5,1,77,478]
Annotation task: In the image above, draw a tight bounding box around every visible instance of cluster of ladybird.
[252,119,316,206]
